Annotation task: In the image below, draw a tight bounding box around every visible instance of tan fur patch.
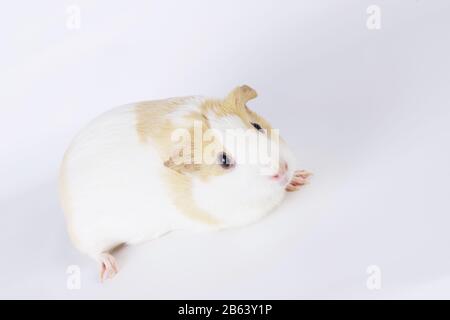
[163,169,219,225]
[135,97,223,225]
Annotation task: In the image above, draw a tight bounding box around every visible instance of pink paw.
[285,170,311,192]
[99,253,119,282]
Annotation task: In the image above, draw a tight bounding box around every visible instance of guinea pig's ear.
[163,147,200,175]
[225,85,258,107]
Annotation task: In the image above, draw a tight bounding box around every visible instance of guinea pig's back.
[59,103,177,255]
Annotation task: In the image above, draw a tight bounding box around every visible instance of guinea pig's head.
[165,85,296,227]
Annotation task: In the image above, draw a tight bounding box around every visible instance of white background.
[1,0,449,299]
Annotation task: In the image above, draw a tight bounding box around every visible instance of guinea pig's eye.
[218,152,234,169]
[251,122,263,132]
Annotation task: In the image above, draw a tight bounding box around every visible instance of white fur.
[62,104,194,259]
[192,114,295,227]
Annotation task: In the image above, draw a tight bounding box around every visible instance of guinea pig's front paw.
[285,170,311,192]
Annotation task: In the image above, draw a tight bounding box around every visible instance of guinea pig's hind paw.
[99,253,119,282]
[286,170,312,192]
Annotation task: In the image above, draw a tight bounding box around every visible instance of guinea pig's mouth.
[271,173,289,186]
[270,161,289,186]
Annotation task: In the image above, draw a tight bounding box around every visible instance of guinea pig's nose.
[272,161,288,179]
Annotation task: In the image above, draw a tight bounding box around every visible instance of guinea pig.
[59,85,310,281]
